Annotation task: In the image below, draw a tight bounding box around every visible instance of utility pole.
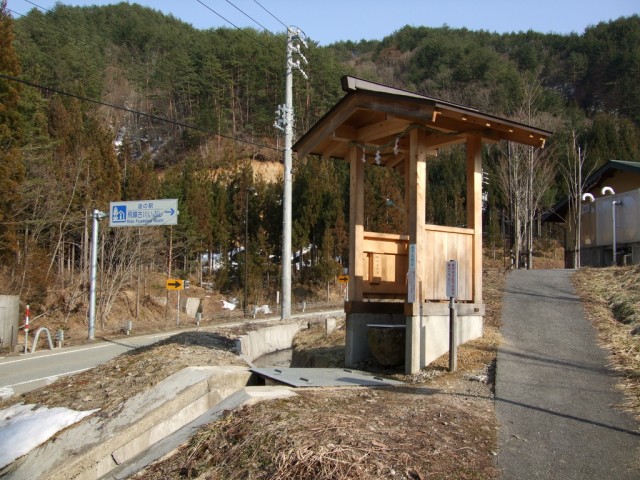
[89,209,107,340]
[275,26,307,320]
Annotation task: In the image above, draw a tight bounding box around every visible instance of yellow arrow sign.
[338,275,349,284]
[166,279,184,291]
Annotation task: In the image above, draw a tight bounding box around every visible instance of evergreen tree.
[0,0,25,266]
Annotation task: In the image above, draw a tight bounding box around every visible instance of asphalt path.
[496,269,640,479]
[0,331,187,397]
[0,310,342,398]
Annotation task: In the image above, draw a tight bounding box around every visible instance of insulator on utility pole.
[279,26,307,321]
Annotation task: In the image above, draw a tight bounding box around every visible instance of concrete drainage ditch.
[2,315,343,480]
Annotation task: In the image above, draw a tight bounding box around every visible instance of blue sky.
[9,0,640,45]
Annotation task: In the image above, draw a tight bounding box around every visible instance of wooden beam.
[348,145,365,301]
[357,97,435,125]
[320,139,346,159]
[420,132,467,150]
[357,117,408,142]
[332,124,357,142]
[296,95,360,159]
[466,135,483,303]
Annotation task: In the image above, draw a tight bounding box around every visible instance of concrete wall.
[182,297,201,317]
[236,322,307,362]
[345,303,484,372]
[418,312,483,367]
[345,312,405,367]
[0,295,19,350]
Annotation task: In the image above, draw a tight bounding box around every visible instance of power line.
[222,0,272,34]
[251,0,288,30]
[194,0,277,51]
[16,2,283,81]
[9,2,287,153]
[0,73,281,152]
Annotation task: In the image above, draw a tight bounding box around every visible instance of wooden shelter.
[294,76,552,373]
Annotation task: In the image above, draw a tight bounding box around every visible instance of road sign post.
[166,279,184,291]
[109,199,178,227]
[89,209,107,340]
[166,279,184,326]
[446,260,458,372]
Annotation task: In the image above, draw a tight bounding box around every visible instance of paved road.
[496,269,640,479]
[0,310,343,398]
[0,331,183,397]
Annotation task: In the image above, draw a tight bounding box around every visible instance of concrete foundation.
[345,302,484,373]
[236,321,308,362]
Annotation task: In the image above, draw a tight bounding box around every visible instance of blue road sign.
[109,199,178,227]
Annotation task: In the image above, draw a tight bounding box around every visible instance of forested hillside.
[1,2,639,325]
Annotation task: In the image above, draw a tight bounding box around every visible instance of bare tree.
[557,129,596,268]
[496,70,554,269]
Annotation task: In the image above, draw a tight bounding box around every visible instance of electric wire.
[222,0,272,34]
[9,2,289,154]
[0,73,281,152]
[251,0,288,30]
[17,1,284,81]
[194,0,279,51]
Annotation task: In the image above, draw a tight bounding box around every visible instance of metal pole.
[244,190,249,316]
[176,289,180,326]
[449,296,457,372]
[88,209,102,340]
[612,200,621,266]
[281,29,294,321]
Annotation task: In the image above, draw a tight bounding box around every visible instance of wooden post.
[408,128,428,304]
[466,135,483,303]
[348,145,365,301]
[406,128,428,374]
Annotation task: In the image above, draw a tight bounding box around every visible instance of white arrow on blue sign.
[109,199,179,227]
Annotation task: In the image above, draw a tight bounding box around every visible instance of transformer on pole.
[276,26,307,320]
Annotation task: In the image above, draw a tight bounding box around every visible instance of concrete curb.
[107,386,297,479]
[3,366,255,480]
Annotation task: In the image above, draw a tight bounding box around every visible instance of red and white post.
[24,304,30,354]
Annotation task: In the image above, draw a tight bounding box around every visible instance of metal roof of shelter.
[293,76,553,167]
[251,367,404,388]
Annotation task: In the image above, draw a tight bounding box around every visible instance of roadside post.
[166,279,184,325]
[446,260,458,372]
[24,304,30,354]
[338,274,349,301]
[89,210,107,340]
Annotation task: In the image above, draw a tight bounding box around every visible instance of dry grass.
[0,332,244,415]
[573,266,640,421]
[137,384,499,480]
[135,258,509,480]
[4,256,512,479]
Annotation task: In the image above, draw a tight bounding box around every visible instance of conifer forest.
[1,2,640,324]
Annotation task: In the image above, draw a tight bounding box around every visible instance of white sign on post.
[408,244,416,271]
[109,199,178,227]
[446,260,458,299]
[407,271,416,303]
[407,244,417,303]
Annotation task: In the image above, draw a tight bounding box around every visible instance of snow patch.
[0,404,98,468]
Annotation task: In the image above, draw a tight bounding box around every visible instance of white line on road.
[0,344,114,365]
[4,367,92,389]
[0,332,177,365]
